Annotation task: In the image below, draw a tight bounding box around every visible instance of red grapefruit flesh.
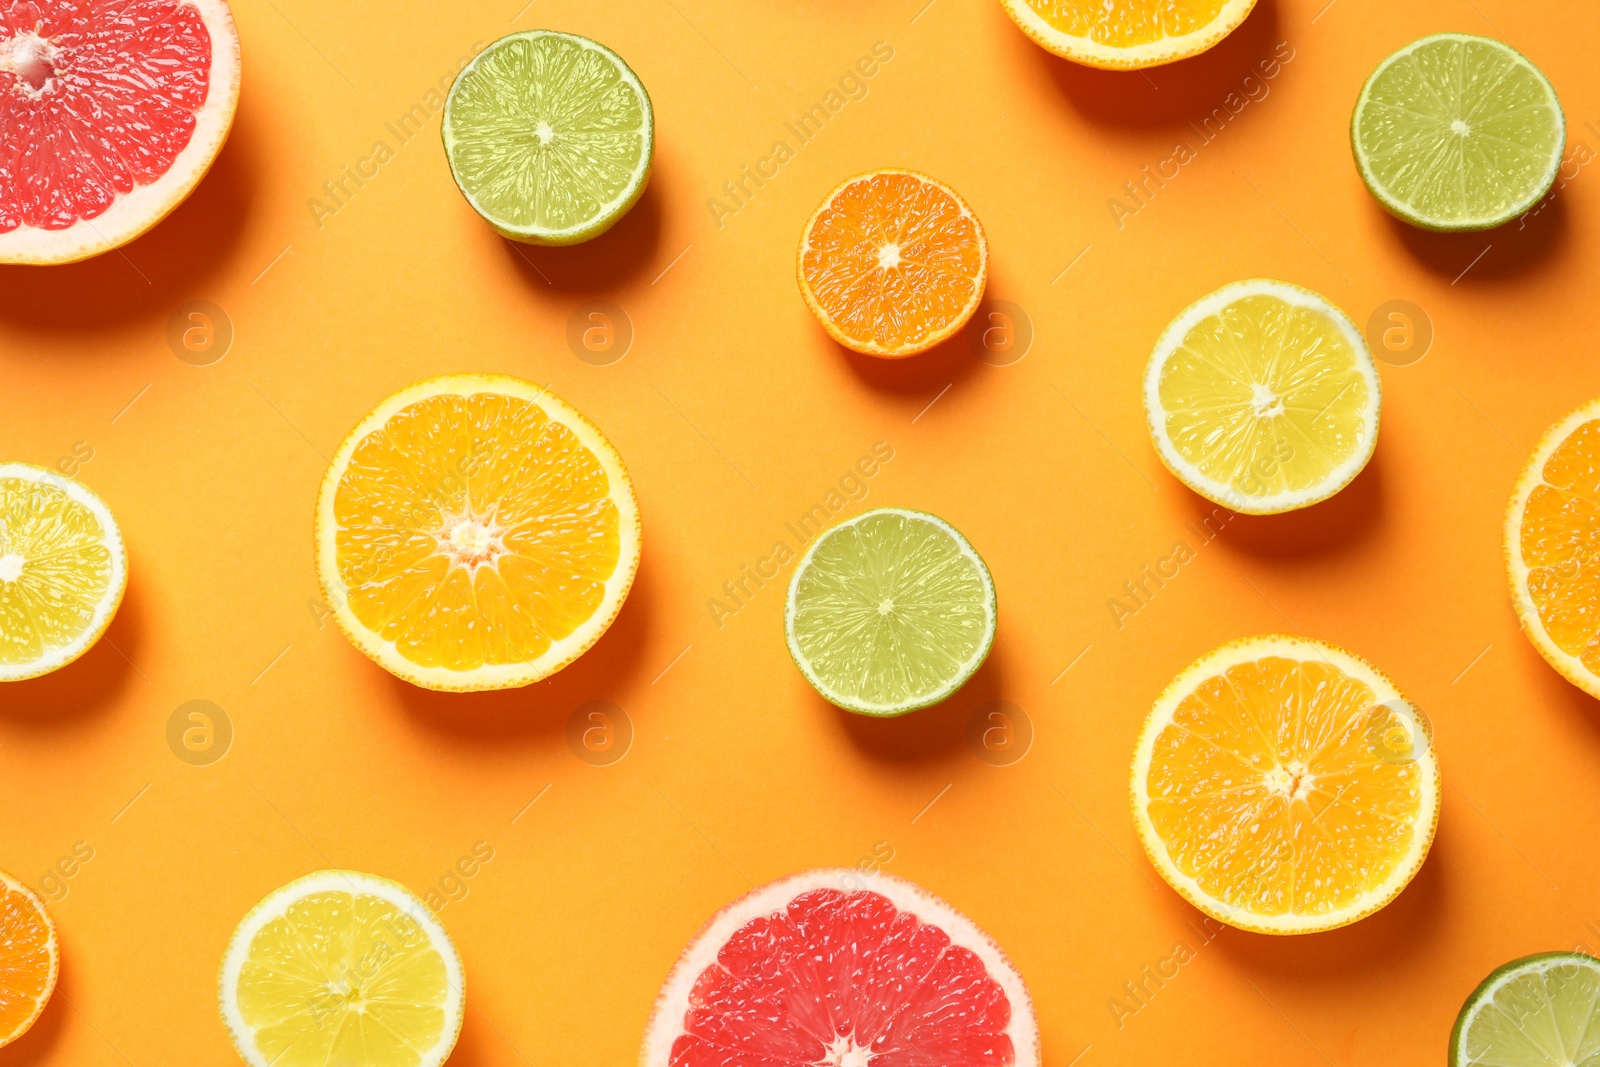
[643,869,1040,1067]
[0,0,241,264]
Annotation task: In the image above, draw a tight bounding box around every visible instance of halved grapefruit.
[0,0,242,265]
[642,869,1040,1067]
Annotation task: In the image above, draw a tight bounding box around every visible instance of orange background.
[3,0,1600,1063]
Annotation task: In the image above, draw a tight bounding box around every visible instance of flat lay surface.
[3,0,1600,1064]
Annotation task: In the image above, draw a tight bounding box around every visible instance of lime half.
[785,508,996,717]
[1352,33,1564,232]
[1451,952,1600,1066]
[443,31,653,246]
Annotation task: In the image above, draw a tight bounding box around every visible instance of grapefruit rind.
[441,31,654,247]
[0,0,242,265]
[997,0,1258,70]
[796,169,989,359]
[313,374,642,693]
[783,507,997,717]
[0,462,128,683]
[640,868,1041,1067]
[1351,34,1566,234]
[216,869,465,1067]
[1504,397,1600,700]
[1130,634,1441,935]
[1142,278,1381,516]
[0,869,58,1050]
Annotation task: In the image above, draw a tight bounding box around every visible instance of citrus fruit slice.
[785,507,996,716]
[442,31,653,246]
[642,868,1040,1067]
[315,374,641,692]
[0,0,241,265]
[1450,952,1600,1067]
[0,463,128,682]
[998,0,1257,69]
[1132,635,1440,934]
[1352,34,1565,232]
[1505,398,1600,699]
[1144,279,1380,515]
[798,169,987,358]
[0,870,58,1050]
[219,870,464,1067]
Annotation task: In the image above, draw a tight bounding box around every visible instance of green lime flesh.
[1352,33,1565,232]
[785,508,996,717]
[1451,952,1600,1066]
[442,31,653,246]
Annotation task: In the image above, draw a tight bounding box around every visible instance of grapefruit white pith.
[0,0,242,265]
[642,868,1040,1067]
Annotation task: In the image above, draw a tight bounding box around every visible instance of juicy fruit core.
[332,391,623,673]
[0,476,116,668]
[1457,958,1600,1067]
[1021,0,1232,47]
[0,0,215,232]
[1157,292,1370,502]
[789,512,991,711]
[1143,654,1427,920]
[668,886,1017,1067]
[444,33,648,234]
[1518,420,1600,676]
[1356,37,1563,225]
[234,888,452,1067]
[801,173,984,354]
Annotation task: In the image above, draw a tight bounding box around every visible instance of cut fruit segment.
[218,870,464,1067]
[1450,953,1600,1067]
[314,374,641,692]
[0,870,58,1050]
[1352,34,1565,232]
[1144,279,1380,515]
[1131,635,1439,935]
[0,0,242,264]
[998,0,1258,69]
[642,868,1040,1067]
[785,507,996,716]
[442,30,653,246]
[798,170,987,358]
[1505,398,1600,699]
[0,463,128,682]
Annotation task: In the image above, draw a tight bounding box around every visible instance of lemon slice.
[998,0,1257,70]
[314,374,641,692]
[442,31,653,245]
[0,463,127,682]
[1132,635,1440,934]
[1143,279,1380,515]
[218,870,464,1067]
[1353,34,1565,232]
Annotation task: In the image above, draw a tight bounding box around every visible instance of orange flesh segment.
[1020,0,1232,47]
[801,172,983,353]
[0,884,53,1044]
[333,392,621,671]
[1145,656,1423,919]
[1522,420,1600,675]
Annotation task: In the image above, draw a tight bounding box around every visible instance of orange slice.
[314,374,641,692]
[0,870,58,1049]
[797,169,987,358]
[1506,398,1600,698]
[998,0,1257,69]
[1131,635,1440,934]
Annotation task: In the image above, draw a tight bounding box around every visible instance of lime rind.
[442,31,654,246]
[784,507,996,717]
[1450,952,1600,1067]
[1352,33,1566,232]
